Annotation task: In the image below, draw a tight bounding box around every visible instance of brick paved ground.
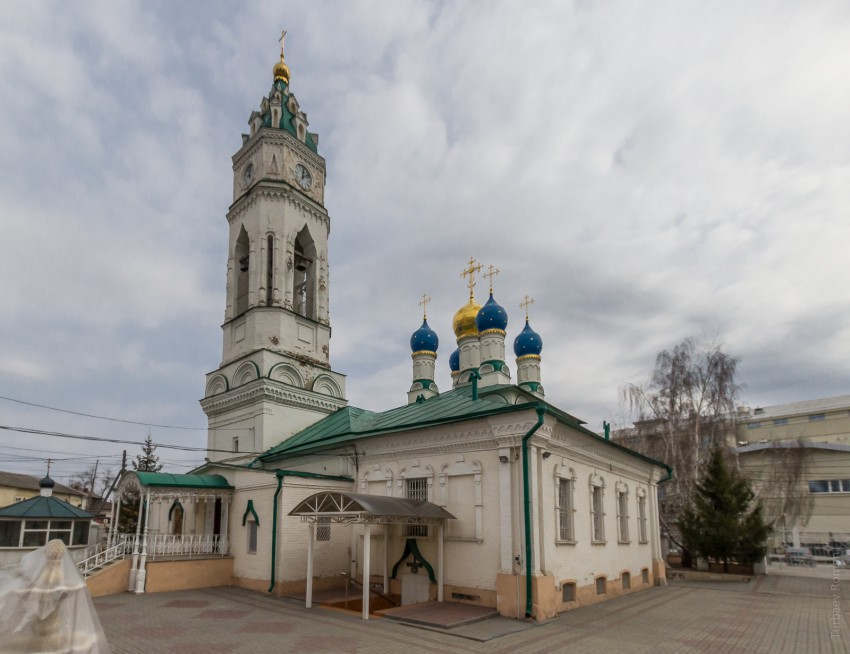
[94,569,849,653]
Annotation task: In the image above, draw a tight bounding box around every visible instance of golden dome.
[452,297,481,340]
[273,53,291,84]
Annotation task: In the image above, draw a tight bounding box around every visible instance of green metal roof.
[0,495,93,520]
[258,385,670,475]
[259,388,522,461]
[133,472,233,489]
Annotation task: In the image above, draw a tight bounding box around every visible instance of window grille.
[591,485,605,542]
[406,478,428,537]
[247,521,258,554]
[596,577,606,595]
[561,582,576,602]
[638,495,648,543]
[316,517,331,542]
[617,491,629,542]
[558,478,573,541]
[622,572,631,589]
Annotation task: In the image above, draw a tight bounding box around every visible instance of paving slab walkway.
[94,569,850,653]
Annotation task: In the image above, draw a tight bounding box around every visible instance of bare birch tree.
[620,337,741,554]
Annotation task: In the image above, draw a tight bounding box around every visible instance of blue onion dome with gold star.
[514,319,543,358]
[410,319,439,354]
[476,293,508,333]
[449,348,460,373]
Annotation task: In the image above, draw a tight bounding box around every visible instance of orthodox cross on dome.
[483,264,500,294]
[461,257,482,299]
[279,29,287,57]
[419,293,431,320]
[520,294,534,321]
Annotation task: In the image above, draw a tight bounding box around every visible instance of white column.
[438,523,445,602]
[529,445,541,573]
[135,490,152,594]
[362,524,371,620]
[383,525,389,594]
[109,495,120,547]
[220,496,230,554]
[306,522,314,609]
[498,449,513,572]
[128,493,143,592]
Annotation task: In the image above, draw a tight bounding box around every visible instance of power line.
[0,393,240,431]
[0,424,263,455]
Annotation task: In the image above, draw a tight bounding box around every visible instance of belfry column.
[514,296,544,398]
[477,265,511,387]
[408,294,439,404]
[453,258,483,387]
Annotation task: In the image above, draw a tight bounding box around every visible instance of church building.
[126,36,670,621]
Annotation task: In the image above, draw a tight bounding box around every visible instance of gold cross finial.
[418,293,431,320]
[279,30,287,57]
[461,257,483,299]
[483,264,500,294]
[520,295,535,320]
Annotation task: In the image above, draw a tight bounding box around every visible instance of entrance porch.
[110,471,234,593]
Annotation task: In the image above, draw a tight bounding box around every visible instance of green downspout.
[266,469,354,593]
[521,405,546,618]
[470,370,481,400]
[268,472,284,592]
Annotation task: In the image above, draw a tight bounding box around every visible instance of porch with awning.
[288,491,455,620]
[111,471,234,593]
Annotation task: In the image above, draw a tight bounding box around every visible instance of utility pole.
[85,459,99,511]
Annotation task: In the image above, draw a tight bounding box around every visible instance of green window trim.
[242,499,260,526]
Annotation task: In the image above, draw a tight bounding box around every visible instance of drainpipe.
[521,405,546,618]
[268,472,284,593]
[266,468,355,593]
[470,370,481,400]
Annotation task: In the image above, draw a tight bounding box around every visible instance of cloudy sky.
[1,1,849,485]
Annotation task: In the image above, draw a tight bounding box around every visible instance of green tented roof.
[133,472,233,489]
[0,496,93,519]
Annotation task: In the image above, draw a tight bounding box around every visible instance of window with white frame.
[617,488,629,543]
[406,477,428,537]
[557,477,574,542]
[590,478,605,543]
[0,519,89,548]
[808,479,850,494]
[637,491,648,543]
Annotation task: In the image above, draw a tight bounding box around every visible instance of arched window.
[292,226,317,319]
[266,234,274,305]
[169,501,184,536]
[234,227,250,315]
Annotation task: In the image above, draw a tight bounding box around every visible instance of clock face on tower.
[294,163,312,190]
[242,162,254,187]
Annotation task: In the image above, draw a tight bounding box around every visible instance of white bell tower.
[201,35,346,461]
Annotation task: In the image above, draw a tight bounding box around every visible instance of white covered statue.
[0,539,111,653]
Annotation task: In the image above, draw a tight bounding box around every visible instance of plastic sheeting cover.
[0,539,111,653]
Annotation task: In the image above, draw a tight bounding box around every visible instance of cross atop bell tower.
[201,35,346,462]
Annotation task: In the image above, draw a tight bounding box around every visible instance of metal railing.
[78,540,135,577]
[76,533,230,577]
[143,534,229,559]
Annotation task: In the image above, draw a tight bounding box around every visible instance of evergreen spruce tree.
[678,446,770,572]
[121,434,162,533]
[132,434,163,473]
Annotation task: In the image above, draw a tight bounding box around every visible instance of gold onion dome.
[273,53,291,84]
[452,297,482,340]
